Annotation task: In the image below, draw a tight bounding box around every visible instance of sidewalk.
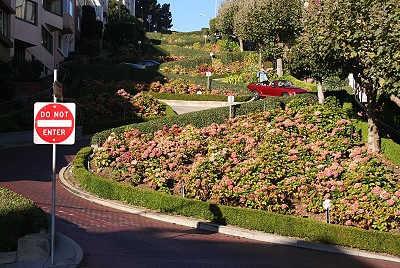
[0,232,83,268]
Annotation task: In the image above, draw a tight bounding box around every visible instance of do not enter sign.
[34,102,76,144]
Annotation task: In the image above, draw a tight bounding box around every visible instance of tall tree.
[300,0,400,152]
[217,0,302,74]
[135,0,172,32]
[152,3,172,32]
[216,0,243,50]
[108,0,131,22]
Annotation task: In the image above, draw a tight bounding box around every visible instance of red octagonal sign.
[34,102,76,145]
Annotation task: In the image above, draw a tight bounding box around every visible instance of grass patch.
[0,187,47,252]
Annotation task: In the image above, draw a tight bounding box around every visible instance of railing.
[354,88,400,143]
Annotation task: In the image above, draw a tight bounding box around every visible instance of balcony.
[62,13,74,34]
[43,9,63,32]
[0,0,14,14]
[0,33,13,48]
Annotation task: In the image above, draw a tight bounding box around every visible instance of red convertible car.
[247,80,309,99]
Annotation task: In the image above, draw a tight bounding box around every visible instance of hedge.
[160,51,255,71]
[64,63,159,84]
[165,72,249,89]
[0,187,47,252]
[74,147,400,256]
[81,104,176,135]
[91,95,286,146]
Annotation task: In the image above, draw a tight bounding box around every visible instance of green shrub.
[65,63,158,84]
[0,108,34,132]
[91,96,284,146]
[0,187,47,252]
[162,73,250,96]
[353,120,400,167]
[0,60,17,101]
[381,138,400,167]
[157,44,209,58]
[83,118,148,135]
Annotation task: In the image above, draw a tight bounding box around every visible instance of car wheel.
[281,92,289,96]
[252,90,260,100]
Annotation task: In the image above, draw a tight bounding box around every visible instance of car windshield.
[277,80,293,87]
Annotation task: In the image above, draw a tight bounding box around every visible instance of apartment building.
[8,0,74,74]
[1,0,107,76]
[0,0,14,61]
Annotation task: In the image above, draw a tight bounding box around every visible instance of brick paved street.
[0,141,399,267]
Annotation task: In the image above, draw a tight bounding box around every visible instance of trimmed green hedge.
[157,45,210,58]
[161,73,251,96]
[82,117,149,135]
[64,63,159,84]
[0,187,47,252]
[160,51,255,71]
[82,104,176,135]
[91,96,286,146]
[74,147,400,256]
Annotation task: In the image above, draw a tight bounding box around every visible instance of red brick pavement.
[0,142,399,268]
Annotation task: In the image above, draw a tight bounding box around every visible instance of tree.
[152,3,172,32]
[299,0,400,152]
[217,0,303,74]
[289,4,348,104]
[108,0,131,22]
[103,16,146,48]
[216,0,243,50]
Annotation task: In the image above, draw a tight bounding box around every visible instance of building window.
[42,27,53,54]
[43,0,62,16]
[58,33,70,57]
[16,0,37,25]
[63,0,74,17]
[0,9,8,36]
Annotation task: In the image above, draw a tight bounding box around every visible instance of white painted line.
[37,120,72,128]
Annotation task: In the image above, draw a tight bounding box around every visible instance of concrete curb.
[59,165,400,264]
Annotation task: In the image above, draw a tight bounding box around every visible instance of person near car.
[257,68,269,84]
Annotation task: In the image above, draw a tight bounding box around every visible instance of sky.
[158,0,222,32]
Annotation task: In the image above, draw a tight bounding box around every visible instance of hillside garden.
[63,29,400,255]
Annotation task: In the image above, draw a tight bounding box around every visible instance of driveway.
[0,141,398,267]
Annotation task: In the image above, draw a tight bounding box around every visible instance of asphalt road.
[0,141,399,267]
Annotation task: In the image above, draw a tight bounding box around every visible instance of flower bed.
[66,86,166,124]
[90,97,400,232]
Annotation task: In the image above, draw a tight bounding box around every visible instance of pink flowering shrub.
[147,78,237,96]
[161,60,254,77]
[90,99,400,231]
[66,89,165,123]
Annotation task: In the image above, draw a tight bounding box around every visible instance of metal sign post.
[206,71,212,91]
[228,95,234,118]
[33,69,76,265]
[51,70,57,265]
